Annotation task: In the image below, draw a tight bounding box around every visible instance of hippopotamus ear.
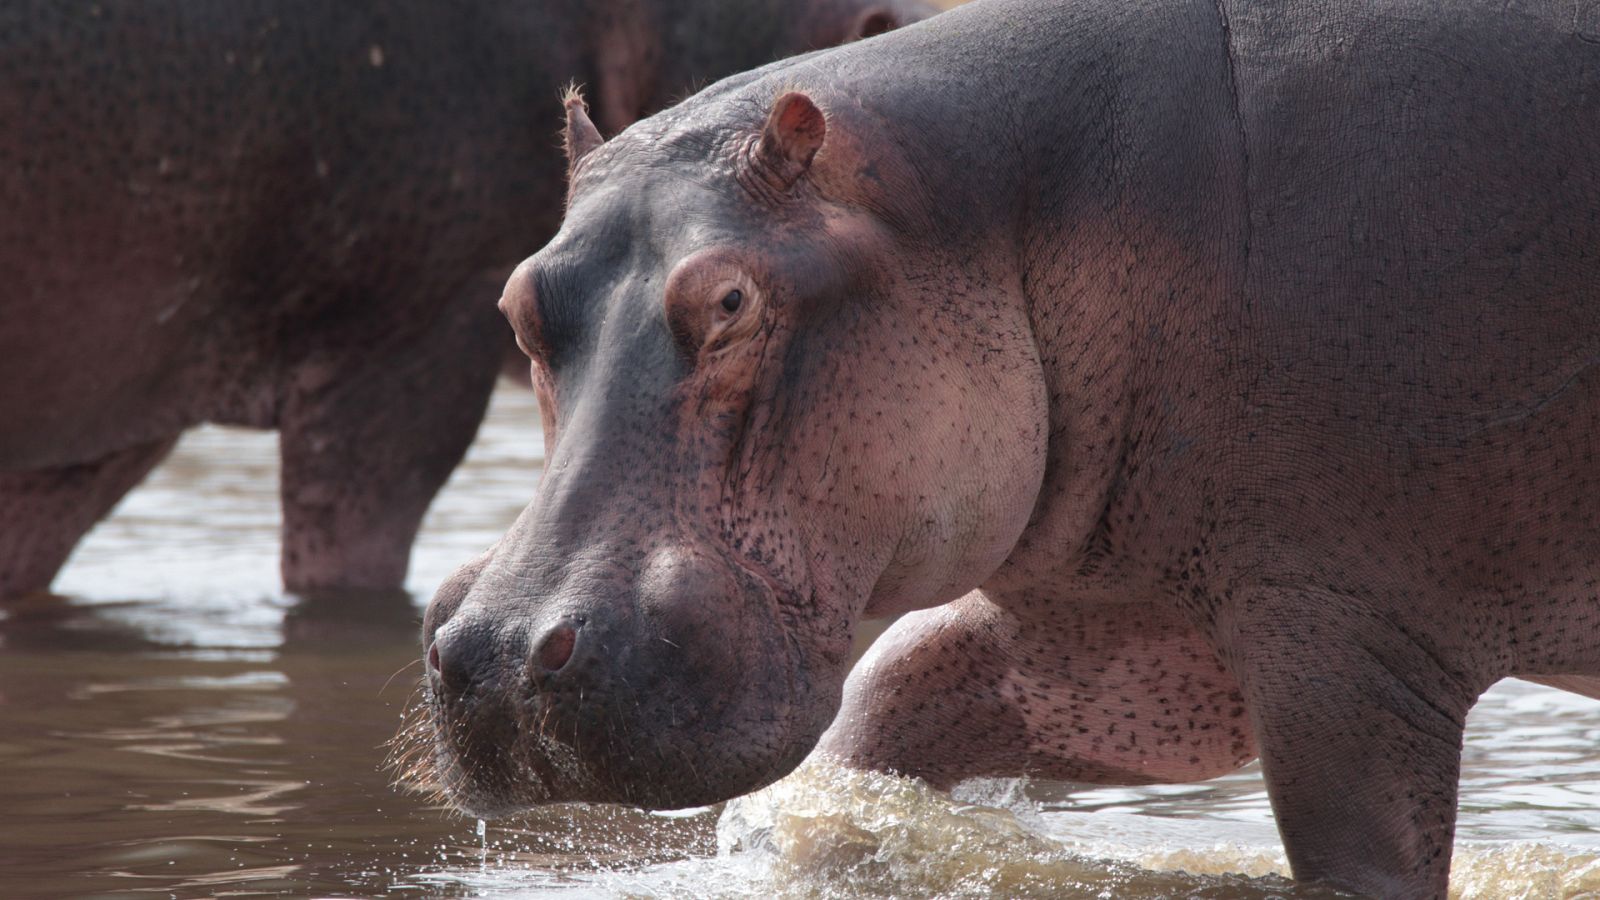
[562,88,605,176]
[752,92,827,192]
[850,7,900,40]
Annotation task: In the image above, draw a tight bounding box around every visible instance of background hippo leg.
[0,436,178,599]
[277,298,505,594]
[818,592,1256,788]
[1225,588,1486,900]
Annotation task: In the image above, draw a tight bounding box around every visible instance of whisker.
[381,657,424,695]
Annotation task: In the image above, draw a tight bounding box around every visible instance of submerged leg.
[0,436,178,599]
[818,591,1256,787]
[1223,588,1483,899]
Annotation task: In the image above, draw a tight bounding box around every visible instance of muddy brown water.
[5,385,1600,898]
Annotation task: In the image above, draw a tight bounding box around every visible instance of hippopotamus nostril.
[428,622,496,696]
[535,624,578,673]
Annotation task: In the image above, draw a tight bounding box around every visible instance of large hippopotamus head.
[406,54,1047,815]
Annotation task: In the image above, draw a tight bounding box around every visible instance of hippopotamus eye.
[662,252,762,354]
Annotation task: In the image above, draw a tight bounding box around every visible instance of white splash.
[717,757,1600,899]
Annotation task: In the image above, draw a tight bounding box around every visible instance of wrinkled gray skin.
[420,0,1600,896]
[0,0,926,599]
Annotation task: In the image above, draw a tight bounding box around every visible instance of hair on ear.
[562,84,605,175]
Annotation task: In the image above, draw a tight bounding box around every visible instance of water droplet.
[477,818,487,872]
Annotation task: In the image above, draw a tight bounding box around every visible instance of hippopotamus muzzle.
[415,541,823,814]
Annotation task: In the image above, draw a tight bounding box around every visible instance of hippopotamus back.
[0,0,929,597]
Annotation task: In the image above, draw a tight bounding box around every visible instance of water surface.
[5,385,1600,898]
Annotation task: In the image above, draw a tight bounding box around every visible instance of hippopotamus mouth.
[392,544,837,815]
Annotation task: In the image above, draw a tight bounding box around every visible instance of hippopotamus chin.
[414,0,1600,895]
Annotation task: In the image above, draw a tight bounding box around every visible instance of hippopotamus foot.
[1224,588,1486,900]
[277,304,503,594]
[818,592,1257,788]
[0,436,177,600]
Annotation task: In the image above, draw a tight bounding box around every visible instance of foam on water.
[717,759,1310,899]
[712,758,1600,900]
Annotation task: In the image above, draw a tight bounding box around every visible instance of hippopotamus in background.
[410,0,1600,895]
[0,0,928,600]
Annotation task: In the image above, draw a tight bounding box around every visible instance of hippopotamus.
[0,0,927,601]
[411,0,1600,895]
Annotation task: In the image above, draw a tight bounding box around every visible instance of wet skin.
[416,0,1600,897]
[0,0,927,599]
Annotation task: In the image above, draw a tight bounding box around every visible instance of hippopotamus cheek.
[634,549,786,681]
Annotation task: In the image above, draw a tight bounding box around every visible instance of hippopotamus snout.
[419,559,638,814]
[417,543,826,815]
[427,610,579,693]
[425,553,584,685]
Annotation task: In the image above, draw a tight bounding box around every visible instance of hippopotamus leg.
[276,295,504,593]
[0,436,177,597]
[823,585,1484,898]
[819,593,1256,788]
[1221,588,1485,900]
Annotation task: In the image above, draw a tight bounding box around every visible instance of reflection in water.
[0,590,460,898]
[3,385,1600,898]
[0,389,542,898]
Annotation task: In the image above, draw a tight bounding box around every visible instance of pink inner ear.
[765,92,827,168]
